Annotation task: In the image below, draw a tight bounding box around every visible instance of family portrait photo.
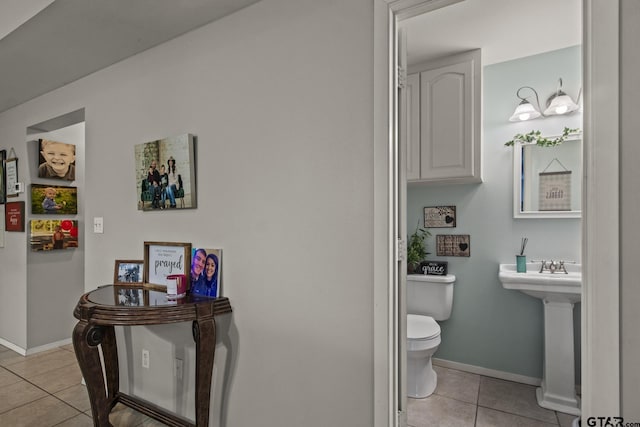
[134,133,197,211]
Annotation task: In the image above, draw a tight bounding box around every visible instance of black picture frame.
[0,149,6,204]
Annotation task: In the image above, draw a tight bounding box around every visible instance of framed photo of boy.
[31,184,78,215]
[38,139,76,181]
[134,133,197,211]
[114,260,144,285]
[143,241,192,290]
[29,219,79,251]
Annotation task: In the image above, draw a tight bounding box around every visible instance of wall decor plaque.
[419,260,448,276]
[436,234,470,257]
[424,206,456,228]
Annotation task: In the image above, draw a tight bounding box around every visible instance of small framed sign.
[424,206,456,228]
[436,234,470,257]
[5,201,25,232]
[419,260,448,276]
[143,241,192,290]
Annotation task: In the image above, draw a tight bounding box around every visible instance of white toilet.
[406,273,456,398]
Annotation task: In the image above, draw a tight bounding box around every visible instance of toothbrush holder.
[516,255,527,273]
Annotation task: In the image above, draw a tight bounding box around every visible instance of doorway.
[374,1,621,425]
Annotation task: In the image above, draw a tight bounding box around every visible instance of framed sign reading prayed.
[539,171,571,211]
[144,241,192,289]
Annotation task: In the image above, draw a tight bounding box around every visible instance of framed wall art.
[38,139,76,181]
[114,260,144,285]
[0,149,6,204]
[143,241,192,289]
[30,184,78,215]
[5,156,18,198]
[29,219,79,251]
[5,201,25,232]
[424,206,456,228]
[436,234,470,257]
[134,133,197,211]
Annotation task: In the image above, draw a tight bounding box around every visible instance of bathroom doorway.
[380,0,620,425]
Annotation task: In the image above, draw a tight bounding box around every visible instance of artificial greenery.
[504,127,580,147]
[407,224,431,273]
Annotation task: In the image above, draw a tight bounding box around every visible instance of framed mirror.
[513,134,581,218]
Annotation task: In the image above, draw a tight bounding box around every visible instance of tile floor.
[408,365,579,427]
[1,343,579,427]
[0,343,165,426]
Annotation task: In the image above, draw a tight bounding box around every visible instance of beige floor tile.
[29,360,83,394]
[54,412,94,427]
[0,366,23,387]
[109,403,148,426]
[5,348,78,379]
[54,384,91,412]
[476,407,558,427]
[0,348,25,366]
[60,344,76,353]
[478,377,557,424]
[557,412,579,427]
[433,366,481,404]
[0,395,80,427]
[0,344,11,353]
[408,394,476,427]
[0,379,48,413]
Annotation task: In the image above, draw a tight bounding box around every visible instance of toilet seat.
[408,314,440,340]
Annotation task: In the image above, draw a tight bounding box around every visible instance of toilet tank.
[406,274,456,320]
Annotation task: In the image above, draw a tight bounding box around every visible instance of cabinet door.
[419,50,481,183]
[406,73,421,181]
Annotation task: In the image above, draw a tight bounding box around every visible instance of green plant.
[504,127,580,147]
[407,224,431,272]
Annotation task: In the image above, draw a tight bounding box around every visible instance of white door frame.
[372,1,620,426]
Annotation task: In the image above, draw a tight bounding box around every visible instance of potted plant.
[407,224,431,274]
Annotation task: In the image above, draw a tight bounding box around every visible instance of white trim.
[0,338,27,356]
[0,337,72,356]
[581,0,620,418]
[433,358,542,387]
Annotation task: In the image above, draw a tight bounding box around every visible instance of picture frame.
[38,139,76,181]
[29,219,79,251]
[436,234,470,257]
[143,241,192,290]
[5,201,25,232]
[5,157,18,198]
[30,184,78,215]
[424,206,457,228]
[190,247,223,298]
[0,149,6,204]
[134,133,197,211]
[113,260,144,285]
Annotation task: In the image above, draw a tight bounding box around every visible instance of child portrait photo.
[38,139,76,181]
[31,184,78,215]
[30,219,79,251]
[134,133,197,211]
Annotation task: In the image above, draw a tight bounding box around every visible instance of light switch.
[93,217,104,233]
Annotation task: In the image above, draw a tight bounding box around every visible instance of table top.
[74,285,232,325]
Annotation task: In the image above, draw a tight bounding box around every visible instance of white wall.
[0,0,380,425]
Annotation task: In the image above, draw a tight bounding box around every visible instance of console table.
[72,285,232,427]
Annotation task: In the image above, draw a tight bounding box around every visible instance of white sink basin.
[499,263,581,303]
[498,261,582,415]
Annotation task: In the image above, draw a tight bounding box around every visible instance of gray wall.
[620,0,640,419]
[0,0,378,425]
[407,46,582,380]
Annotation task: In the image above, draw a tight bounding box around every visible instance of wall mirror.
[513,134,581,218]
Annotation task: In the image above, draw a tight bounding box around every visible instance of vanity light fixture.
[509,78,580,122]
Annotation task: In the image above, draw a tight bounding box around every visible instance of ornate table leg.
[192,317,216,427]
[73,320,113,426]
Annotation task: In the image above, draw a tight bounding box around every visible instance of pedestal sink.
[499,263,581,416]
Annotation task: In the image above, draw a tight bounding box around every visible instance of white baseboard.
[432,358,542,386]
[0,337,72,356]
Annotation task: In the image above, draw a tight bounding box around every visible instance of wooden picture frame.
[113,260,144,285]
[143,241,192,290]
[424,206,456,228]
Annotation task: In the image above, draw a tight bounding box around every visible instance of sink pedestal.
[537,300,580,416]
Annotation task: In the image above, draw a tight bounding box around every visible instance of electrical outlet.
[142,349,149,368]
[175,358,183,380]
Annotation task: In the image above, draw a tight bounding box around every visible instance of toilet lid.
[407,314,440,340]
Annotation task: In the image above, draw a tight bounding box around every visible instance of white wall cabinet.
[406,49,482,184]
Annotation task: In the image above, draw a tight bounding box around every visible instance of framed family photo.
[113,260,144,285]
[134,133,197,211]
[143,241,192,289]
[190,247,223,298]
[31,184,78,215]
